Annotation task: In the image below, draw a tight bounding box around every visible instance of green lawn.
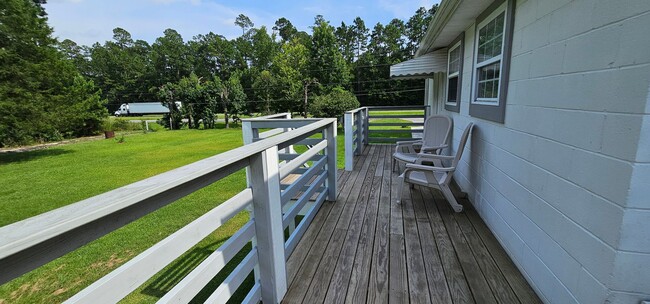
[367,118,418,143]
[0,123,348,303]
[368,110,425,116]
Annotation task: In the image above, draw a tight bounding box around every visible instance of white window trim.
[472,1,507,106]
[445,40,462,106]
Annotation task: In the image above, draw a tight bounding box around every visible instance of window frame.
[444,33,464,113]
[469,0,515,123]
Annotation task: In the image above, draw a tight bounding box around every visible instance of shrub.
[309,88,360,119]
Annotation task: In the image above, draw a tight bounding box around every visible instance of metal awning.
[389,49,448,79]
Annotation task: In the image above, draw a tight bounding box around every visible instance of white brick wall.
[438,0,650,302]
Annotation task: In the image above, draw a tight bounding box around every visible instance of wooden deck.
[282,145,541,304]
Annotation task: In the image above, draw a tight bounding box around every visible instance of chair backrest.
[422,115,452,149]
[444,122,474,184]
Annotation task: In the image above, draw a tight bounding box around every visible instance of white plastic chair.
[392,115,452,172]
[396,122,474,213]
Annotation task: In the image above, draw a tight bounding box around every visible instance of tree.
[272,38,309,113]
[335,22,355,63]
[252,70,277,114]
[273,17,297,41]
[351,17,369,61]
[150,29,192,85]
[219,73,247,128]
[310,17,351,91]
[87,28,153,110]
[0,0,107,146]
[309,87,360,119]
[406,6,438,56]
[234,14,254,35]
[58,39,90,75]
[189,32,240,80]
[58,76,108,136]
[174,73,206,129]
[250,26,277,72]
[157,82,183,130]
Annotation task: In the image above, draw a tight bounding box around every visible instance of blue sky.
[45,0,439,46]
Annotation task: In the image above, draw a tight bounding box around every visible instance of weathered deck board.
[401,190,431,303]
[323,145,381,303]
[365,146,392,304]
[283,145,541,304]
[411,187,453,304]
[344,145,386,304]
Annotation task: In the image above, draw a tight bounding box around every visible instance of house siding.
[438,0,650,302]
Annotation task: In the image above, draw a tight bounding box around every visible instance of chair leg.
[440,185,463,212]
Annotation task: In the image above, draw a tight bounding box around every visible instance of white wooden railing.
[344,105,430,171]
[0,117,338,304]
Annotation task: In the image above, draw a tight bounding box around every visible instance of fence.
[344,105,429,171]
[0,116,338,304]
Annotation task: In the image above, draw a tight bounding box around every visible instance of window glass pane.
[477,11,506,64]
[477,61,500,100]
[447,76,458,103]
[449,46,461,74]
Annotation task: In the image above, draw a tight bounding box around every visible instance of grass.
[368,110,424,116]
[368,118,418,143]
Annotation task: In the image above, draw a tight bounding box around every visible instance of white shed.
[394,0,650,303]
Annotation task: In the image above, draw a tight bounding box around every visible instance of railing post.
[344,112,354,171]
[242,120,262,283]
[249,146,287,303]
[325,121,337,201]
[283,113,294,154]
[355,111,362,156]
[363,107,369,146]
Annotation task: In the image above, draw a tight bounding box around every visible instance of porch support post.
[325,120,337,201]
[363,107,369,145]
[344,111,354,171]
[424,78,435,116]
[249,146,287,303]
[356,110,363,155]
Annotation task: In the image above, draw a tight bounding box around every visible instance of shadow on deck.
[283,144,541,304]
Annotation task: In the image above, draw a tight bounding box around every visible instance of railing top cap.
[241,112,292,120]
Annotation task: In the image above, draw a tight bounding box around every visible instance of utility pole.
[302,78,318,118]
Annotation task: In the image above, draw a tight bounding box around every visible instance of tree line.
[0,0,437,145]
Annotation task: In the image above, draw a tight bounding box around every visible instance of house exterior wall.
[437,0,650,302]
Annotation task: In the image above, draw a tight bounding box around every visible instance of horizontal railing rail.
[0,116,338,304]
[344,105,430,171]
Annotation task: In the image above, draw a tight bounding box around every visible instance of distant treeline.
[0,0,437,146]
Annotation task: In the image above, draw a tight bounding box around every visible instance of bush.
[309,88,360,119]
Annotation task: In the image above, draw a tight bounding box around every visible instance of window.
[469,0,514,123]
[445,33,464,113]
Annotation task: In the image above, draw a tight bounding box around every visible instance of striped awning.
[389,48,448,79]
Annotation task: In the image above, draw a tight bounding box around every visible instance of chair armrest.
[421,144,448,153]
[395,140,422,154]
[395,140,422,147]
[405,163,456,172]
[416,153,455,161]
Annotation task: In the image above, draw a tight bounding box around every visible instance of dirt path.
[0,135,108,154]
